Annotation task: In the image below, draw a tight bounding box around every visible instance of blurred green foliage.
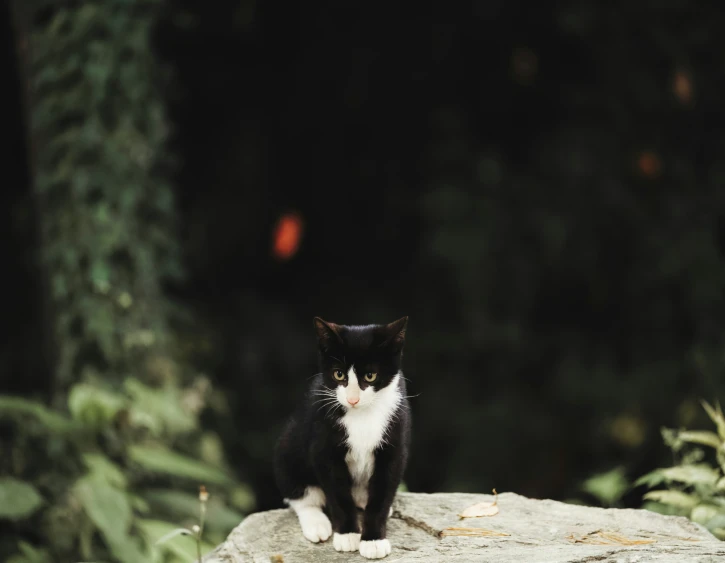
[0,382,253,562]
[1,1,251,561]
[579,467,630,508]
[28,0,181,396]
[638,401,725,540]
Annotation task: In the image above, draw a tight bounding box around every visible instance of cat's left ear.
[379,316,408,352]
[313,317,343,352]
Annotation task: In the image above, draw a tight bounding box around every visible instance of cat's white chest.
[341,410,383,510]
[338,374,401,508]
[343,413,381,480]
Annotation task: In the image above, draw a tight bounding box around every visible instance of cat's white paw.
[299,510,332,543]
[359,539,391,559]
[333,532,361,552]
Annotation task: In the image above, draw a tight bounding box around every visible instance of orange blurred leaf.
[673,69,693,105]
[637,151,661,179]
[272,212,304,261]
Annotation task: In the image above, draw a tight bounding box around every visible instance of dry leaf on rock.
[567,531,655,546]
[441,527,510,537]
[459,489,499,518]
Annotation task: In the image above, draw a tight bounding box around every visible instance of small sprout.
[195,485,208,563]
[192,524,200,534]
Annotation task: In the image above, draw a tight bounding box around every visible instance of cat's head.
[313,317,408,411]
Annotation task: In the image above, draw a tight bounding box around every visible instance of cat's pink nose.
[347,397,359,406]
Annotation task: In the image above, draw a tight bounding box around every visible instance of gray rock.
[204,492,725,562]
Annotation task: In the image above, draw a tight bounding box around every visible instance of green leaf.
[0,395,78,434]
[643,490,699,509]
[581,466,629,506]
[661,428,684,452]
[701,400,725,441]
[137,519,215,561]
[677,430,722,450]
[634,469,666,489]
[641,500,688,516]
[90,259,110,285]
[82,453,127,488]
[129,445,234,486]
[73,475,132,549]
[0,478,43,520]
[130,494,151,514]
[230,484,256,513]
[659,464,719,486]
[6,541,50,563]
[706,513,725,532]
[691,504,722,526]
[155,527,194,546]
[124,378,195,436]
[144,489,244,531]
[68,384,125,429]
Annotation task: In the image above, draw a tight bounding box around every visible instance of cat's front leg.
[314,452,361,552]
[359,448,403,559]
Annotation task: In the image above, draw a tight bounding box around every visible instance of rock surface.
[205,492,725,562]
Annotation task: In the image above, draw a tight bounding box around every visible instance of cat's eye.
[333,370,345,381]
[364,373,377,382]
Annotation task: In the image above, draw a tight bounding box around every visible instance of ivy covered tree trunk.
[6,3,249,562]
[13,0,182,402]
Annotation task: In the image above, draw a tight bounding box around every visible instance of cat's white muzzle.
[337,367,373,409]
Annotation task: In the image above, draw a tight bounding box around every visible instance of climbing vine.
[1,2,250,562]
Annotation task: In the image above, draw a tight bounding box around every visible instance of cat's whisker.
[322,401,344,420]
[313,398,339,407]
[312,399,339,408]
[311,398,337,406]
[310,392,336,398]
[312,401,332,410]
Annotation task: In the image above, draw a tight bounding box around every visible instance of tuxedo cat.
[274,317,411,559]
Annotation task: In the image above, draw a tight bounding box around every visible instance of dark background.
[3,0,725,559]
[160,0,725,508]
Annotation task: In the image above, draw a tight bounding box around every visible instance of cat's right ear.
[313,317,342,351]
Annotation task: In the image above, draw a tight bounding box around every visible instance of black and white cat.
[274,317,411,559]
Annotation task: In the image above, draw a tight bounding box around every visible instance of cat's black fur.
[274,317,411,542]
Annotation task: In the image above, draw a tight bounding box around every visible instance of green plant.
[580,466,630,508]
[3,1,251,560]
[638,401,725,540]
[0,382,253,563]
[155,486,211,563]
